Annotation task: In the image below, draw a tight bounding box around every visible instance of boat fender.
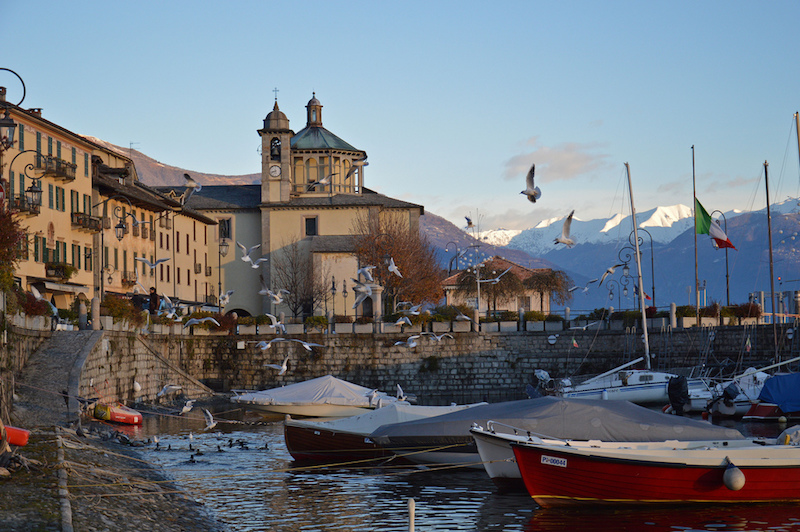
[662,404,673,414]
[723,459,745,491]
[601,389,609,400]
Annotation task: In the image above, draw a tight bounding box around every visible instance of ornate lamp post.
[342,279,348,321]
[331,275,337,319]
[606,279,620,310]
[218,238,229,311]
[444,241,460,275]
[628,228,655,308]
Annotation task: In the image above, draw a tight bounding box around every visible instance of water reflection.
[129,409,799,532]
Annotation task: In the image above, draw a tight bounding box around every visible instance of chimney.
[0,87,6,102]
[28,108,42,118]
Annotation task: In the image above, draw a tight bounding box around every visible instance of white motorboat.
[231,375,401,418]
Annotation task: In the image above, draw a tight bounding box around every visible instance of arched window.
[270,138,281,161]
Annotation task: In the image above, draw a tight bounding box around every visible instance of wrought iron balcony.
[70,211,102,232]
[35,153,77,181]
[141,226,149,239]
[194,263,202,274]
[8,194,41,216]
[121,271,137,285]
[205,294,217,305]
[45,262,76,281]
[205,266,212,277]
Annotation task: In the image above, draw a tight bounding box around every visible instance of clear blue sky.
[6,1,800,231]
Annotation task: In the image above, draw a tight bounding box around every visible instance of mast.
[624,163,651,369]
[764,161,779,362]
[692,146,700,324]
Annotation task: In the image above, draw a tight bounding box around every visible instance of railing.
[132,225,140,237]
[45,262,74,280]
[205,294,217,304]
[141,226,149,239]
[194,263,202,274]
[70,211,102,232]
[149,230,156,241]
[34,153,77,181]
[205,266,212,277]
[8,194,41,215]
[121,271,137,285]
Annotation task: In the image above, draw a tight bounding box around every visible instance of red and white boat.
[743,373,800,421]
[512,425,800,507]
[93,403,143,425]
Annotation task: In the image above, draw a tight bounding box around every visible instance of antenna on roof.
[129,142,140,158]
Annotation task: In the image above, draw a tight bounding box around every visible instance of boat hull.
[284,423,394,463]
[512,442,800,507]
[93,403,143,425]
[241,402,373,418]
[470,429,526,491]
[743,402,796,421]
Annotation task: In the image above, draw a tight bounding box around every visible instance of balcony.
[8,194,41,216]
[45,262,76,281]
[132,225,140,237]
[141,226,149,239]
[35,153,77,182]
[194,263,202,274]
[149,230,156,241]
[205,266,212,277]
[16,237,29,261]
[121,271,137,285]
[205,294,217,305]
[70,212,102,233]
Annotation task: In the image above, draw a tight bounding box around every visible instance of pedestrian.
[148,287,160,315]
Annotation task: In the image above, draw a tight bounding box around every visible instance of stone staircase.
[12,330,103,428]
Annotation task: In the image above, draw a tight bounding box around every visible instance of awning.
[43,281,90,295]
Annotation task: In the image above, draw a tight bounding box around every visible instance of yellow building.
[167,94,424,319]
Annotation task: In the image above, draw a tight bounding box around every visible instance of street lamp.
[444,241,460,275]
[629,228,656,308]
[331,275,337,319]
[7,150,44,212]
[218,238,229,311]
[342,279,348,320]
[606,279,620,310]
[711,210,730,306]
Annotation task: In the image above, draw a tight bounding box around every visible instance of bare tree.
[454,260,523,314]
[524,269,573,311]
[271,237,331,319]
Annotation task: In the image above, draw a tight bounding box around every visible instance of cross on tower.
[272,87,279,102]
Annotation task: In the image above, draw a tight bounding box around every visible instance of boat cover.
[757,373,800,413]
[370,396,745,447]
[232,375,394,407]
[286,403,483,434]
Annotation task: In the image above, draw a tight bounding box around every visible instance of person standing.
[148,287,160,315]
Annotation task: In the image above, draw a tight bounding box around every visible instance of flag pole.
[692,146,700,325]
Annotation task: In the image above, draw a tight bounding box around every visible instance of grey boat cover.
[370,397,744,448]
[232,375,395,407]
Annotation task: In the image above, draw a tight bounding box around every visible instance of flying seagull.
[236,241,262,264]
[249,257,268,269]
[465,216,474,229]
[266,289,289,305]
[422,332,454,342]
[182,173,201,204]
[202,408,217,431]
[219,290,235,307]
[180,399,196,415]
[264,354,290,375]
[554,210,576,248]
[484,267,512,285]
[264,313,286,334]
[135,256,170,269]
[388,257,402,278]
[344,155,368,181]
[306,172,336,191]
[184,317,221,328]
[29,286,58,317]
[521,162,542,203]
[598,264,624,286]
[157,384,182,398]
[393,335,420,348]
[394,316,412,327]
[357,265,375,283]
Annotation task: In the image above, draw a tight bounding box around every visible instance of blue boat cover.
[757,373,800,413]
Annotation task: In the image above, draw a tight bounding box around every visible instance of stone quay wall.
[5,321,796,409]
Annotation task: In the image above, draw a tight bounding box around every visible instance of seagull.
[521,162,542,203]
[388,257,402,278]
[396,384,408,401]
[249,257,268,269]
[357,265,375,283]
[202,409,217,431]
[264,313,286,334]
[266,289,289,305]
[30,286,58,317]
[180,399,196,415]
[157,384,182,398]
[236,241,262,264]
[159,293,180,319]
[344,155,368,181]
[569,321,600,331]
[258,275,269,296]
[352,279,372,309]
[598,264,624,286]
[219,290,235,307]
[394,335,420,348]
[394,316,412,327]
[184,317,221,328]
[422,332,454,341]
[484,267,512,285]
[135,256,170,269]
[554,210,576,248]
[365,389,380,407]
[306,172,336,191]
[264,354,290,375]
[182,173,201,204]
[465,216,474,229]
[455,310,473,322]
[400,304,422,316]
[259,338,323,351]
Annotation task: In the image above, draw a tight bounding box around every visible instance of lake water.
[122,410,800,532]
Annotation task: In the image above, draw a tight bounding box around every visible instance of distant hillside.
[85,137,259,187]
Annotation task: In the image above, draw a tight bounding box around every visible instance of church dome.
[307,94,321,107]
[263,101,290,130]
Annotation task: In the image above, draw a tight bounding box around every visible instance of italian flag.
[695,198,736,250]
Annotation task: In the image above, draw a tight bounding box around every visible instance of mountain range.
[110,140,800,314]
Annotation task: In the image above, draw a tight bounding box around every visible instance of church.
[168,94,424,319]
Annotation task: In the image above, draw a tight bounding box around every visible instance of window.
[57,140,61,160]
[36,132,41,154]
[176,231,180,253]
[85,246,92,271]
[8,172,13,198]
[160,263,164,282]
[186,233,189,254]
[177,267,181,285]
[218,218,231,239]
[17,124,23,151]
[186,268,190,285]
[83,194,91,214]
[270,138,281,160]
[159,232,163,249]
[71,147,76,166]
[71,190,78,213]
[48,136,52,156]
[84,153,89,177]
[48,183,54,209]
[305,216,318,236]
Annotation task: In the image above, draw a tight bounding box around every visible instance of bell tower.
[258,98,293,204]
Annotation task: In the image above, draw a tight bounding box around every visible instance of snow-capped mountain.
[507,205,695,256]
[475,228,522,247]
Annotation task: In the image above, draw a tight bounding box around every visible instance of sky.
[6,1,800,233]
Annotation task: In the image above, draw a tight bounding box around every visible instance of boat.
[231,375,401,418]
[93,402,143,425]
[284,402,480,463]
[743,373,800,421]
[511,424,800,507]
[469,398,743,491]
[2,425,30,447]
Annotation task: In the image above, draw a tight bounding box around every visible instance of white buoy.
[408,497,415,532]
[778,416,788,424]
[601,389,609,400]
[723,460,746,491]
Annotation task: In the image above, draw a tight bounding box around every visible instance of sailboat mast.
[795,112,800,170]
[692,146,700,324]
[624,163,651,369]
[764,161,779,362]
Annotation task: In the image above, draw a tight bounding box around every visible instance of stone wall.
[1,322,50,421]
